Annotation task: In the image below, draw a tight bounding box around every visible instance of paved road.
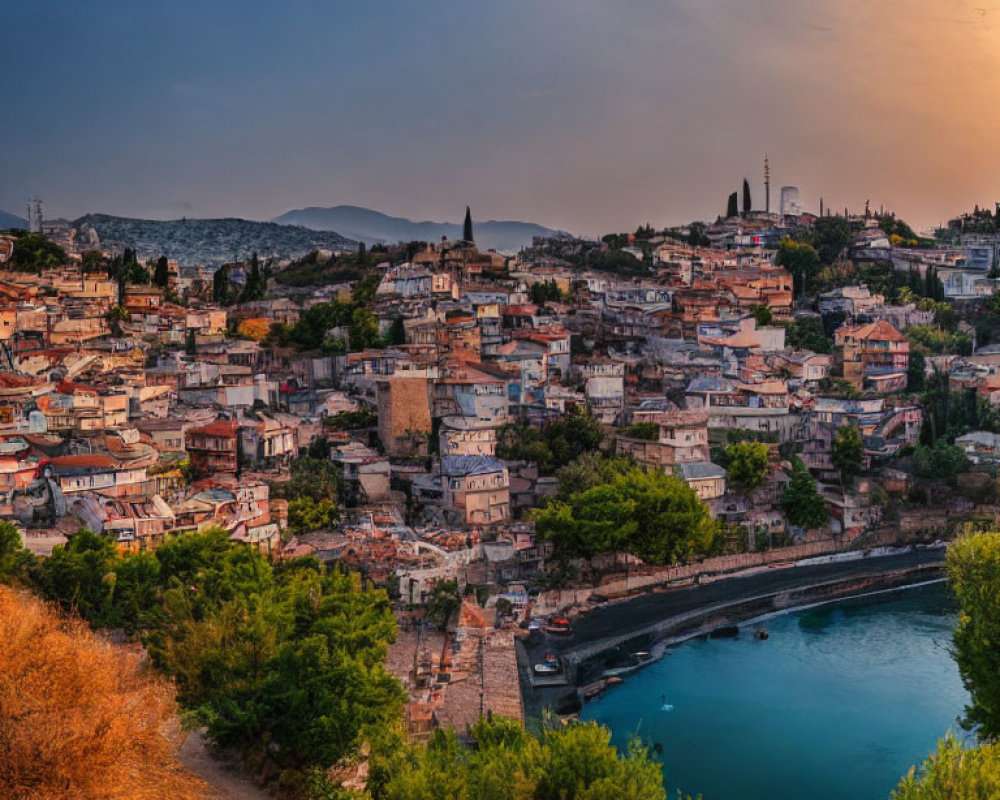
[519,548,945,716]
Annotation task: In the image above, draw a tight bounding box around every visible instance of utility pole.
[764,155,770,216]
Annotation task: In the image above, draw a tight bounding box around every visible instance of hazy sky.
[3,0,1000,235]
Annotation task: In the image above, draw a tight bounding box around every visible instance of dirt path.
[178,730,272,800]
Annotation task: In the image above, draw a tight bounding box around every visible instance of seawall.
[518,552,944,718]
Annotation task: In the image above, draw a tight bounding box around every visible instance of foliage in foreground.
[886,529,1000,798]
[0,585,207,800]
[16,525,404,788]
[369,716,670,800]
[947,531,1000,740]
[891,736,1000,800]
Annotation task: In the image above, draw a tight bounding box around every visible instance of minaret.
[764,155,770,216]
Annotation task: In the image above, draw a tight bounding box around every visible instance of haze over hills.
[0,210,28,229]
[272,205,567,252]
[72,213,356,268]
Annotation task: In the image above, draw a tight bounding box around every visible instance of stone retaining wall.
[532,539,840,615]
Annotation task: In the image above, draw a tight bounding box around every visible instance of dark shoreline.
[517,548,946,719]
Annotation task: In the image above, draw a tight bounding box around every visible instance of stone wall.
[532,539,840,615]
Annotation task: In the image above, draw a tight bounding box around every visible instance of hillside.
[72,213,356,267]
[0,209,27,230]
[272,204,566,252]
[0,586,207,800]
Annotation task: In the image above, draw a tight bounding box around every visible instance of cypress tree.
[463,206,474,243]
[153,256,169,289]
[742,179,752,216]
[727,192,739,218]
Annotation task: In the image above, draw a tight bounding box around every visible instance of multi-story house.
[441,455,509,526]
[616,410,711,468]
[438,416,497,457]
[835,320,909,393]
[186,419,240,475]
[433,365,508,424]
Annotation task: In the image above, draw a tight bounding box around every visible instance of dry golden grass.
[0,586,207,800]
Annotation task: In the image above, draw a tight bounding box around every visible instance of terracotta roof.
[840,319,906,342]
[188,420,239,437]
[49,454,118,469]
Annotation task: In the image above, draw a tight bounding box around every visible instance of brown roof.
[49,454,118,469]
[188,420,239,437]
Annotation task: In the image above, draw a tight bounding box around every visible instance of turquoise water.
[580,584,969,800]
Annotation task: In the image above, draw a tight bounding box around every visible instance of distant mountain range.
[272,205,566,252]
[0,210,28,230]
[72,214,356,268]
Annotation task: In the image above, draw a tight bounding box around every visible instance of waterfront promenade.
[520,547,946,717]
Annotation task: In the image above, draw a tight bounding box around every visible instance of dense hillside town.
[3,192,1000,796]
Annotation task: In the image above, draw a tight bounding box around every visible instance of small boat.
[543,617,573,635]
[534,654,562,675]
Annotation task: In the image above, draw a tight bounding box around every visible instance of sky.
[3,0,1000,236]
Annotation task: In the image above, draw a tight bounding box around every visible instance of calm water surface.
[580,584,968,800]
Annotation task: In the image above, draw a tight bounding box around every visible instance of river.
[579,583,968,800]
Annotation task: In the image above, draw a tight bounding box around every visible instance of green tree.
[750,304,773,327]
[781,458,829,529]
[912,442,969,484]
[270,456,343,504]
[810,215,852,265]
[8,232,67,273]
[555,452,634,500]
[387,316,406,345]
[286,496,339,536]
[0,521,33,583]
[372,717,668,800]
[687,221,709,247]
[326,409,378,431]
[545,406,605,466]
[784,315,832,353]
[891,736,1000,800]
[725,442,769,491]
[153,255,170,289]
[212,265,235,305]
[908,350,926,391]
[463,206,474,243]
[726,192,739,219]
[948,531,1000,739]
[352,271,382,305]
[349,307,380,351]
[34,529,122,627]
[832,424,864,484]
[776,238,822,297]
[290,301,355,351]
[621,422,659,441]
[425,579,461,630]
[242,252,266,301]
[532,468,719,565]
[81,249,107,271]
[529,280,563,305]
